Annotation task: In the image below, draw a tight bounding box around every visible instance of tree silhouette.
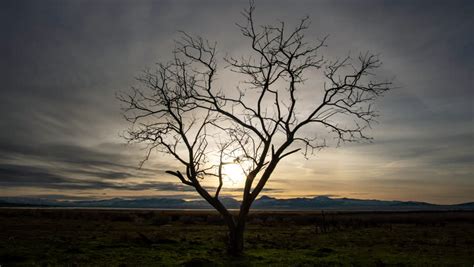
[118,2,391,255]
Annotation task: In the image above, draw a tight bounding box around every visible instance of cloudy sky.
[0,0,472,204]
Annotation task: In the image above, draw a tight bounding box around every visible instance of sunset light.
[222,163,247,187]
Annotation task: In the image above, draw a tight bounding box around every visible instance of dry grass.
[1,209,473,266]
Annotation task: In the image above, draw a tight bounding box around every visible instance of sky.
[0,0,473,204]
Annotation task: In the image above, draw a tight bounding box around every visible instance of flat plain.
[0,209,473,266]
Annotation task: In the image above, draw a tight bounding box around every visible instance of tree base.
[227,226,244,256]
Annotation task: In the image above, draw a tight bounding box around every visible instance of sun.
[222,163,246,187]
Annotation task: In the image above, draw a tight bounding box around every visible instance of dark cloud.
[0,163,69,185]
[0,162,174,191]
[0,163,116,190]
[69,169,133,180]
[0,142,128,168]
[0,140,284,196]
[0,162,282,196]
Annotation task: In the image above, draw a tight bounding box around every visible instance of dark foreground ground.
[0,209,473,266]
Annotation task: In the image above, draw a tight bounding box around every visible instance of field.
[1,209,473,266]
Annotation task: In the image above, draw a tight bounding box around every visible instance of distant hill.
[0,199,47,207]
[0,196,473,211]
[252,196,441,210]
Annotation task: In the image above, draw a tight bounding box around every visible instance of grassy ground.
[0,209,473,266]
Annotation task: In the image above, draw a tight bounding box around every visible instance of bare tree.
[118,2,391,255]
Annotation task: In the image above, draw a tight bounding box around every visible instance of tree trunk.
[227,222,245,256]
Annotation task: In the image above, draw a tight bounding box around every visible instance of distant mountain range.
[1,196,473,211]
